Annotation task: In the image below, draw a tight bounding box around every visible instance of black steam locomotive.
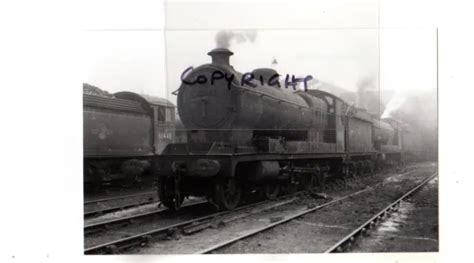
[154,48,406,210]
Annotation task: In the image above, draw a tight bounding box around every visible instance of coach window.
[157,106,166,122]
[165,107,172,122]
[169,108,175,122]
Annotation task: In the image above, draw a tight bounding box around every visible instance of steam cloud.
[381,95,405,118]
[381,89,437,161]
[351,75,437,161]
[215,30,257,49]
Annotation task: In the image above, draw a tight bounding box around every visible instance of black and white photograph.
[83,0,439,255]
[1,0,472,262]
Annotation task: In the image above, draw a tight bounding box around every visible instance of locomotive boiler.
[178,48,329,147]
[154,48,404,210]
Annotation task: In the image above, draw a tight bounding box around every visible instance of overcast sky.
[83,0,437,105]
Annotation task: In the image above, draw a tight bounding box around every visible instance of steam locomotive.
[83,90,176,189]
[153,48,406,210]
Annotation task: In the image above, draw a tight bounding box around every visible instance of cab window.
[157,106,166,122]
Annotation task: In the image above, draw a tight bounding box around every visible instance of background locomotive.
[153,48,406,210]
[83,84,176,189]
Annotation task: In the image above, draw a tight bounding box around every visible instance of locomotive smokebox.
[208,48,233,66]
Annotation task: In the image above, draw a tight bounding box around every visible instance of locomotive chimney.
[208,48,233,66]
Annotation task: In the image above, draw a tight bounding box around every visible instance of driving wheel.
[157,177,184,210]
[215,177,242,210]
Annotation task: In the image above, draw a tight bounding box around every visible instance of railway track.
[84,185,380,254]
[83,165,435,254]
[84,199,208,236]
[84,195,300,254]
[84,191,156,205]
[323,172,438,253]
[198,170,438,254]
[197,187,373,254]
[84,191,158,218]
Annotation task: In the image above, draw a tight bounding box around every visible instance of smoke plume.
[215,30,257,49]
[381,89,437,161]
[381,95,405,118]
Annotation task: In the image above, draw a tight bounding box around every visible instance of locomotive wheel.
[264,183,280,200]
[215,177,242,210]
[157,177,184,210]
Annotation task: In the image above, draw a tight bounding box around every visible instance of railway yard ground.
[350,176,438,252]
[84,162,438,254]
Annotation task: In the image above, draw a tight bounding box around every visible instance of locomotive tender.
[154,48,403,210]
[83,90,176,187]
